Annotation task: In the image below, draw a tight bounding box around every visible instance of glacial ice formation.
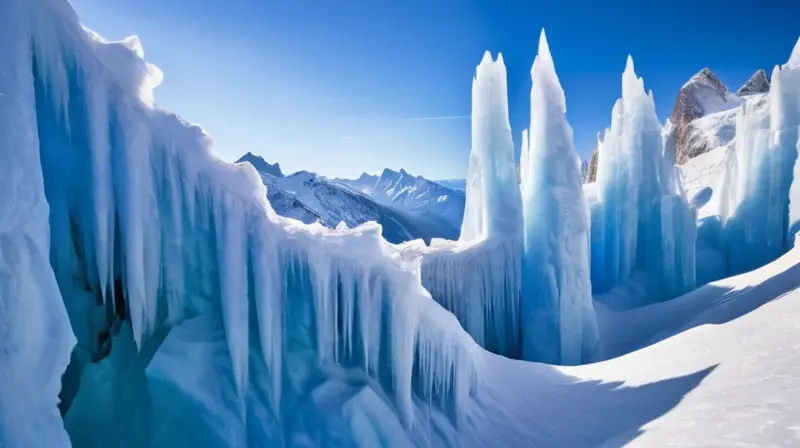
[0,2,76,445]
[401,51,523,358]
[519,31,598,364]
[6,0,800,446]
[2,0,479,445]
[720,37,800,274]
[591,56,697,306]
[460,51,522,243]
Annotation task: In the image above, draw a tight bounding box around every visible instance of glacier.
[591,56,697,307]
[2,0,800,446]
[519,31,598,364]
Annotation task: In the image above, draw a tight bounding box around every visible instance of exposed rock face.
[736,69,770,96]
[585,148,599,183]
[669,68,741,164]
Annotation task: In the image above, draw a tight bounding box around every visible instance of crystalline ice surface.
[519,31,598,364]
[591,56,696,306]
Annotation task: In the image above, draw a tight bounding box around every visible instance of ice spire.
[460,51,521,242]
[520,29,598,364]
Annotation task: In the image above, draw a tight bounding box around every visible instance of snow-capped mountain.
[670,68,743,164]
[339,168,466,236]
[235,154,450,243]
[238,151,284,177]
[736,69,771,96]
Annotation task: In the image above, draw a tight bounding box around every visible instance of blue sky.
[70,0,799,180]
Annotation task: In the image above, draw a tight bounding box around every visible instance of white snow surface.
[2,1,800,447]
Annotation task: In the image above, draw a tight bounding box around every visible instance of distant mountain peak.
[236,152,283,177]
[685,67,726,90]
[355,172,377,182]
[736,69,770,96]
[670,67,741,164]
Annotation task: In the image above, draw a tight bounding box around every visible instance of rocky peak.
[236,152,283,178]
[736,69,770,96]
[669,67,741,164]
[585,147,600,184]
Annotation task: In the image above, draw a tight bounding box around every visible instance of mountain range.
[236,153,465,243]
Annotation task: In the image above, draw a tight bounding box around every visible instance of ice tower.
[460,51,523,242]
[519,31,598,364]
[591,56,696,306]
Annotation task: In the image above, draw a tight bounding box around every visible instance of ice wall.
[408,52,523,358]
[782,39,800,239]
[722,38,800,274]
[0,1,75,445]
[519,31,597,364]
[592,57,696,306]
[4,0,480,445]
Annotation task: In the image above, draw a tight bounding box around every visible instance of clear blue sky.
[70,0,798,180]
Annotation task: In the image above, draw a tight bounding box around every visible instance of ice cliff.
[1,0,479,445]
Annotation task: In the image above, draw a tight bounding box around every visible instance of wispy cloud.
[401,115,471,122]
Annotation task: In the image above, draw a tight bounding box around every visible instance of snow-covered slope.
[236,154,454,243]
[339,168,466,237]
[474,242,800,447]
